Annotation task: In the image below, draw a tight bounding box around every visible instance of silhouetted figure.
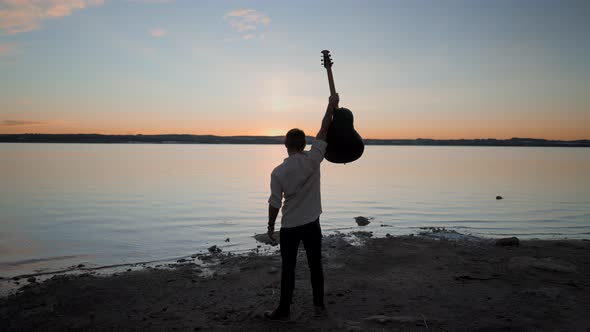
[264,94,339,320]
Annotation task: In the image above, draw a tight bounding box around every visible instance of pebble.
[495,237,519,246]
[208,245,221,254]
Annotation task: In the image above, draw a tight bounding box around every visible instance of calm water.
[1,143,589,276]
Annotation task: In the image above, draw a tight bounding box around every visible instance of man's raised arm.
[316,93,339,141]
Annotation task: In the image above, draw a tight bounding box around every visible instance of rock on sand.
[495,237,519,246]
[208,245,221,254]
[254,232,280,246]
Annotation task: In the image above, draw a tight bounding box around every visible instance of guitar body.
[325,107,364,163]
[321,50,364,164]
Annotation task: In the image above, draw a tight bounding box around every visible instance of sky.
[0,0,588,139]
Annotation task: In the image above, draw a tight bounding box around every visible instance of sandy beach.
[1,233,589,331]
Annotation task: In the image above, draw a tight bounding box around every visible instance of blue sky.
[1,0,588,139]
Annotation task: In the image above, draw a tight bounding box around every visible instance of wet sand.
[1,234,589,331]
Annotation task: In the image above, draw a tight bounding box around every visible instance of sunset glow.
[0,0,588,140]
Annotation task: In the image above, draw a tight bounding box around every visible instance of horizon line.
[1,133,589,142]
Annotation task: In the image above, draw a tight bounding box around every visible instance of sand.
[1,233,589,331]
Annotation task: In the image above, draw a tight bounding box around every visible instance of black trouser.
[278,218,324,311]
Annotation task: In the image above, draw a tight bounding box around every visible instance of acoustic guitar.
[321,50,364,164]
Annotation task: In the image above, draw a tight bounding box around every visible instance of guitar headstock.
[321,50,333,69]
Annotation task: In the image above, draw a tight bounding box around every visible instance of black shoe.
[313,305,327,318]
[264,308,291,321]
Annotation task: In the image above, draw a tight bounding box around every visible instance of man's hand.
[267,223,275,240]
[329,93,339,109]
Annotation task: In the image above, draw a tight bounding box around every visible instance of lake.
[1,143,589,277]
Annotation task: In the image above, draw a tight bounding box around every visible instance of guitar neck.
[325,66,337,96]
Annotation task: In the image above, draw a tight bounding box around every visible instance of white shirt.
[268,139,327,228]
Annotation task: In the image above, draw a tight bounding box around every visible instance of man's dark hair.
[284,128,306,151]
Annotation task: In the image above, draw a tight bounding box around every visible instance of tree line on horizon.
[0,134,588,147]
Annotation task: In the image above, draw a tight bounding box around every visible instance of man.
[265,93,339,320]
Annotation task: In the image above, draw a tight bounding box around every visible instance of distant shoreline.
[0,134,589,147]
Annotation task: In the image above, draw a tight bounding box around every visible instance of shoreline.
[3,227,586,283]
[1,227,580,292]
[0,228,460,283]
[1,233,589,330]
[1,229,587,295]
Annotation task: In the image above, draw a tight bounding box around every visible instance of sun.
[265,128,287,136]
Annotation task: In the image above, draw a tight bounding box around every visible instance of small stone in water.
[354,216,371,226]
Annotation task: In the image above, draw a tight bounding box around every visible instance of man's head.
[284,128,306,153]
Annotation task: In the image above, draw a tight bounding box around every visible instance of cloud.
[0,0,104,35]
[223,9,270,38]
[1,120,46,126]
[149,28,165,37]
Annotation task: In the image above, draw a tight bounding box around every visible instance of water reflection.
[1,143,589,275]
